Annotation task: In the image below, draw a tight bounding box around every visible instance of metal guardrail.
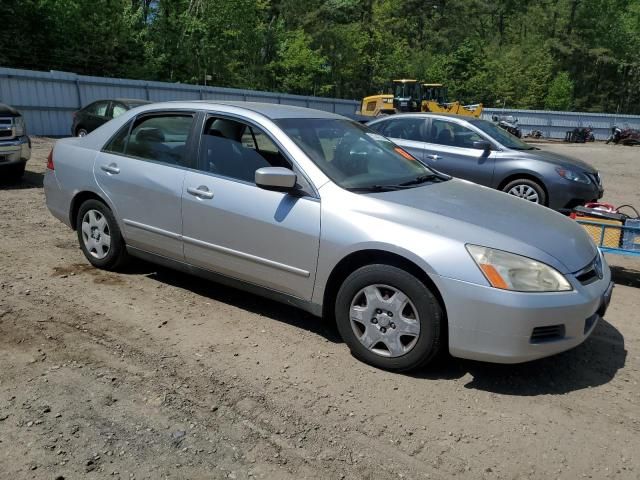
[2,67,640,138]
[0,67,360,136]
[482,108,640,141]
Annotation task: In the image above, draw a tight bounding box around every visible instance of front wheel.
[502,178,547,205]
[335,264,443,371]
[76,127,88,137]
[76,199,128,270]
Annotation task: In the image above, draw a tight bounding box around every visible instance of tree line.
[2,0,639,113]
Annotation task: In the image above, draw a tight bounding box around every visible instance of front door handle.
[187,186,214,200]
[100,163,120,174]
[426,154,440,161]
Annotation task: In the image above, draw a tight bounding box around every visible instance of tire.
[76,199,128,270]
[335,264,443,372]
[76,127,88,137]
[6,162,26,181]
[502,178,547,205]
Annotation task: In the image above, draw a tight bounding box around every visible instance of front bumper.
[548,178,603,210]
[434,261,613,363]
[0,136,31,167]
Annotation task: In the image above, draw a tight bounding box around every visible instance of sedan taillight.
[46,149,54,170]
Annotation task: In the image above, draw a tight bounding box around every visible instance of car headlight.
[556,167,590,184]
[13,117,25,136]
[466,245,572,292]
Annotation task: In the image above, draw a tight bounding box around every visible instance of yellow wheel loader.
[358,80,482,118]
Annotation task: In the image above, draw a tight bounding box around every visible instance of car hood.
[0,103,21,117]
[367,179,597,273]
[515,148,596,173]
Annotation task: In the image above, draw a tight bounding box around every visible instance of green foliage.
[1,0,639,113]
[269,28,328,95]
[546,72,575,111]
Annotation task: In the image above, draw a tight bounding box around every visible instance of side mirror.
[255,167,297,192]
[472,140,492,153]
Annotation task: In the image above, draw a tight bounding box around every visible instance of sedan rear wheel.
[502,178,546,205]
[335,264,443,371]
[76,199,128,270]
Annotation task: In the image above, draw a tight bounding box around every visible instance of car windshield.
[474,119,534,150]
[276,118,441,191]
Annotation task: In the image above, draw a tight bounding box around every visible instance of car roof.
[188,101,345,120]
[372,112,485,123]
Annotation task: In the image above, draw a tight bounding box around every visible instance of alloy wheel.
[507,184,540,203]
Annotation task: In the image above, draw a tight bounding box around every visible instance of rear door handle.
[426,154,440,161]
[100,163,120,174]
[187,186,214,200]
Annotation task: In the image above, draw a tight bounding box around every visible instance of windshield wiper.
[397,173,438,187]
[345,184,406,192]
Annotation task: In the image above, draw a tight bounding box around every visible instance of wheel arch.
[321,249,447,327]
[69,190,112,230]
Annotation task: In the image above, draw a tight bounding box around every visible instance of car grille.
[586,171,601,186]
[530,324,566,343]
[574,255,603,286]
[0,117,13,138]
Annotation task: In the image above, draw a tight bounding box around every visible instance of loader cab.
[422,84,448,104]
[390,79,421,113]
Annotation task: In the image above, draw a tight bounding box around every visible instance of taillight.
[46,149,54,170]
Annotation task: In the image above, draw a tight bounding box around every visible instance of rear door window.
[370,117,428,142]
[112,103,128,119]
[86,101,109,117]
[116,114,194,167]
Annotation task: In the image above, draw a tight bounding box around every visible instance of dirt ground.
[0,138,639,480]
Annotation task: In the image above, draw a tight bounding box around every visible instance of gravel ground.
[0,138,638,480]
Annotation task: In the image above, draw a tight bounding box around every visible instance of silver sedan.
[44,101,613,371]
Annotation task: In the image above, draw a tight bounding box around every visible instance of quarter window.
[199,117,291,183]
[429,119,484,148]
[104,122,131,154]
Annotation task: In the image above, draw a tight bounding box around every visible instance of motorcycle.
[606,125,640,145]
[492,115,522,138]
[525,129,543,139]
[565,126,595,143]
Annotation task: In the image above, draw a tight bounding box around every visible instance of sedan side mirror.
[255,167,297,192]
[472,140,492,153]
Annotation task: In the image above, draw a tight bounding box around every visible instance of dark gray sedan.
[367,113,603,210]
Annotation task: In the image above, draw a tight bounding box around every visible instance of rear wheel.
[335,264,443,371]
[76,199,128,270]
[502,178,546,205]
[76,127,88,137]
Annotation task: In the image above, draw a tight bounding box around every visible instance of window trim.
[195,112,319,199]
[100,109,198,170]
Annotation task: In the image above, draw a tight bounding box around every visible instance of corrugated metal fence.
[2,67,640,139]
[0,67,360,136]
[482,108,640,141]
